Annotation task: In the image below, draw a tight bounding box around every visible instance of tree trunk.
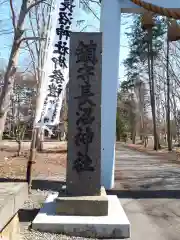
[26,128,37,193]
[132,130,136,144]
[0,112,7,140]
[144,136,148,148]
[0,0,32,140]
[138,83,145,142]
[36,128,44,152]
[139,115,144,142]
[17,140,21,156]
[27,65,43,189]
[148,29,159,151]
[0,40,21,139]
[130,121,136,144]
[166,39,172,151]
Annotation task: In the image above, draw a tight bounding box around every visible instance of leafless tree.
[25,0,53,157]
[0,0,50,139]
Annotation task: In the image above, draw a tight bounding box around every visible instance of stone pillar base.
[32,192,130,239]
[55,187,108,216]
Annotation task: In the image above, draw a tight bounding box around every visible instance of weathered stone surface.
[0,182,28,232]
[0,213,20,240]
[67,32,102,196]
[32,193,130,239]
[56,187,108,216]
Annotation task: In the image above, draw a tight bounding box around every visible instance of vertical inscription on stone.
[67,32,102,196]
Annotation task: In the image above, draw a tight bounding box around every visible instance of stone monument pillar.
[32,30,130,239]
[56,32,108,216]
[66,32,102,197]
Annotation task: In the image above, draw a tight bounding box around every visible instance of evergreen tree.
[123,14,165,150]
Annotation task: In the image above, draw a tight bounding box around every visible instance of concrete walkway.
[114,143,180,240]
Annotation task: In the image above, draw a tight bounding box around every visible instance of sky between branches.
[0,0,131,83]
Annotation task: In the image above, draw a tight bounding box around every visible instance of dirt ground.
[122,142,180,164]
[0,141,67,180]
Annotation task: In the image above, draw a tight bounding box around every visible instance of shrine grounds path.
[3,141,180,239]
[113,143,180,240]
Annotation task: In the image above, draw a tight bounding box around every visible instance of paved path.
[114,144,180,240]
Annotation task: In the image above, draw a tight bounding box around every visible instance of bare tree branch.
[25,40,37,80]
[80,0,100,20]
[26,0,51,14]
[0,0,8,5]
[9,0,16,31]
[82,0,100,6]
[0,29,13,36]
[20,36,46,45]
[28,10,39,56]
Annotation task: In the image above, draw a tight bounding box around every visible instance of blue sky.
[0,0,130,83]
[73,1,130,84]
[0,0,45,70]
[0,1,12,65]
[0,0,27,68]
